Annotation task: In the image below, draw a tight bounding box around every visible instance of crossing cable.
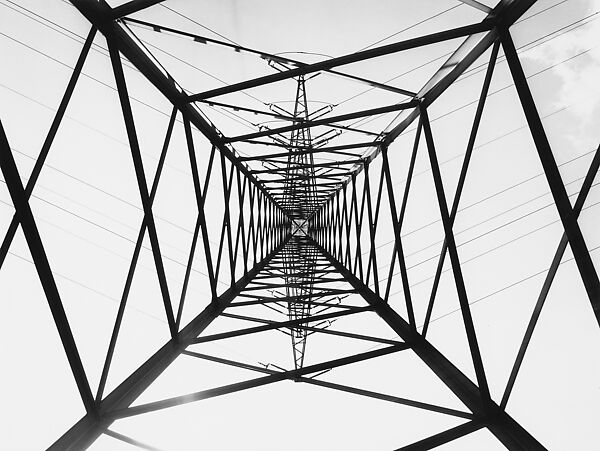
[0,0,259,132]
[368,147,597,255]
[0,183,223,286]
[42,0,576,161]
[319,153,599,305]
[384,184,600,286]
[334,6,598,145]
[0,144,247,262]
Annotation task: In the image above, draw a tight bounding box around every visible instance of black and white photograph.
[1,0,599,449]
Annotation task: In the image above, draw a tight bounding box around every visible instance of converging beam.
[49,239,287,450]
[312,238,546,450]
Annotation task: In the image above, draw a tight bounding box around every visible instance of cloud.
[523,0,600,148]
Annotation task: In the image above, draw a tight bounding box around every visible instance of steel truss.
[1,0,598,449]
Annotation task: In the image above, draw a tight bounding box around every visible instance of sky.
[1,0,599,450]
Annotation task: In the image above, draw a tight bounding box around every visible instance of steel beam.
[108,345,408,418]
[49,238,287,450]
[312,237,546,450]
[187,20,494,101]
[226,100,418,143]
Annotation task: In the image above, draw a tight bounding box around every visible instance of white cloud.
[524,0,600,145]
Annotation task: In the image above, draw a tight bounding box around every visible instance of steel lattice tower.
[1,0,599,449]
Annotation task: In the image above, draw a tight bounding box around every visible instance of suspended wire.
[0,0,259,135]
[5,249,169,324]
[0,0,130,65]
[335,4,598,140]
[0,176,225,283]
[364,147,597,256]
[384,183,600,283]
[10,0,575,150]
[5,0,592,314]
[356,4,462,52]
[160,3,239,45]
[331,15,599,181]
[358,242,600,353]
[336,0,573,108]
[0,29,167,118]
[42,0,579,166]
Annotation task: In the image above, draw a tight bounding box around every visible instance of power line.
[336,0,578,109]
[357,4,462,51]
[0,1,257,136]
[5,1,596,306]
[368,148,597,255]
[160,4,239,46]
[334,6,599,144]
[390,185,600,281]
[6,249,169,324]
[359,242,600,353]
[0,30,167,118]
[0,157,243,287]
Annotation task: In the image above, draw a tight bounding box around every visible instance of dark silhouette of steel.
[1,0,598,449]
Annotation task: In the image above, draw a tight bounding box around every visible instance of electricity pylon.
[1,1,598,449]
